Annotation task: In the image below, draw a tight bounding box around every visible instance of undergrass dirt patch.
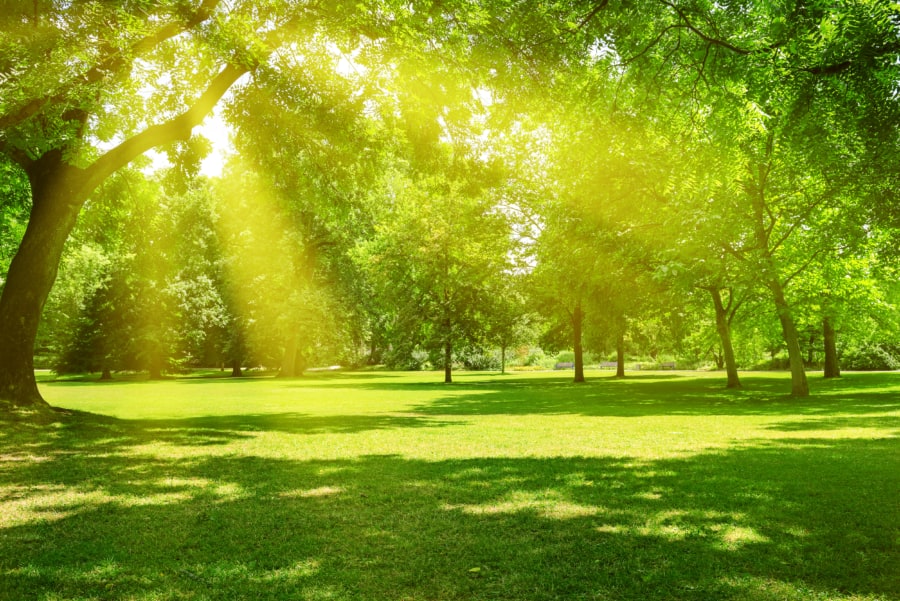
[2,371,898,600]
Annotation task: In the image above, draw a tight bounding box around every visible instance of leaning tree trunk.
[748,152,809,398]
[0,161,85,408]
[710,288,741,388]
[573,300,585,383]
[823,315,841,378]
[0,64,247,410]
[769,279,809,397]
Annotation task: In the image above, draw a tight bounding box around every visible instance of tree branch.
[85,63,248,189]
[0,0,221,131]
[658,0,751,55]
[576,0,610,29]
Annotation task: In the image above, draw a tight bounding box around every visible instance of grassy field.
[1,370,898,601]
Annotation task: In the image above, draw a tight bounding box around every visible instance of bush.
[456,347,501,371]
[523,348,547,367]
[384,347,430,371]
[841,343,900,371]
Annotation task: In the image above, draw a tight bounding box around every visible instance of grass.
[1,369,898,601]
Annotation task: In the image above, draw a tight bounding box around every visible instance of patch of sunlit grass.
[0,370,896,600]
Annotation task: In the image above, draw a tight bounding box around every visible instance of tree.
[0,1,264,407]
[357,173,511,383]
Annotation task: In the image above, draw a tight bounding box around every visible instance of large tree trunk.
[0,160,85,408]
[573,300,585,383]
[0,63,246,411]
[710,288,741,388]
[444,340,452,384]
[147,352,164,380]
[823,315,841,378]
[769,279,809,397]
[231,359,243,377]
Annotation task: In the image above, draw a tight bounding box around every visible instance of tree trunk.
[231,359,243,377]
[0,161,85,408]
[713,349,725,370]
[615,316,626,378]
[279,333,298,377]
[500,344,506,375]
[0,63,246,411]
[100,367,112,381]
[293,352,307,376]
[710,288,741,388]
[807,331,815,366]
[769,279,809,397]
[823,315,840,378]
[444,340,452,384]
[748,148,809,398]
[573,300,585,383]
[148,354,163,380]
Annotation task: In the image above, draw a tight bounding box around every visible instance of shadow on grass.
[1,412,897,601]
[1,411,459,451]
[41,371,405,387]
[386,372,900,420]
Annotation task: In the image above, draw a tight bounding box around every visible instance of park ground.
[1,370,898,601]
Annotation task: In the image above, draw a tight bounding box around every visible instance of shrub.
[456,347,501,371]
[841,343,900,371]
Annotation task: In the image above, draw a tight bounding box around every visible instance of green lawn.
[1,370,898,601]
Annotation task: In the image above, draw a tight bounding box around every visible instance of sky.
[143,109,233,177]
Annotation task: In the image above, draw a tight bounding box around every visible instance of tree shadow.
[0,410,459,454]
[0,425,896,600]
[395,373,900,418]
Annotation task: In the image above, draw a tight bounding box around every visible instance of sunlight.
[196,111,234,178]
[443,489,601,519]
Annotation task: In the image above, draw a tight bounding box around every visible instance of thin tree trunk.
[823,315,840,378]
[444,340,452,384]
[500,344,506,375]
[769,279,809,396]
[748,146,809,398]
[573,300,585,383]
[807,331,815,366]
[710,288,741,388]
[615,316,626,378]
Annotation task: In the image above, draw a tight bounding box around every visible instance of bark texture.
[0,158,84,408]
[769,279,809,396]
[710,288,741,388]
